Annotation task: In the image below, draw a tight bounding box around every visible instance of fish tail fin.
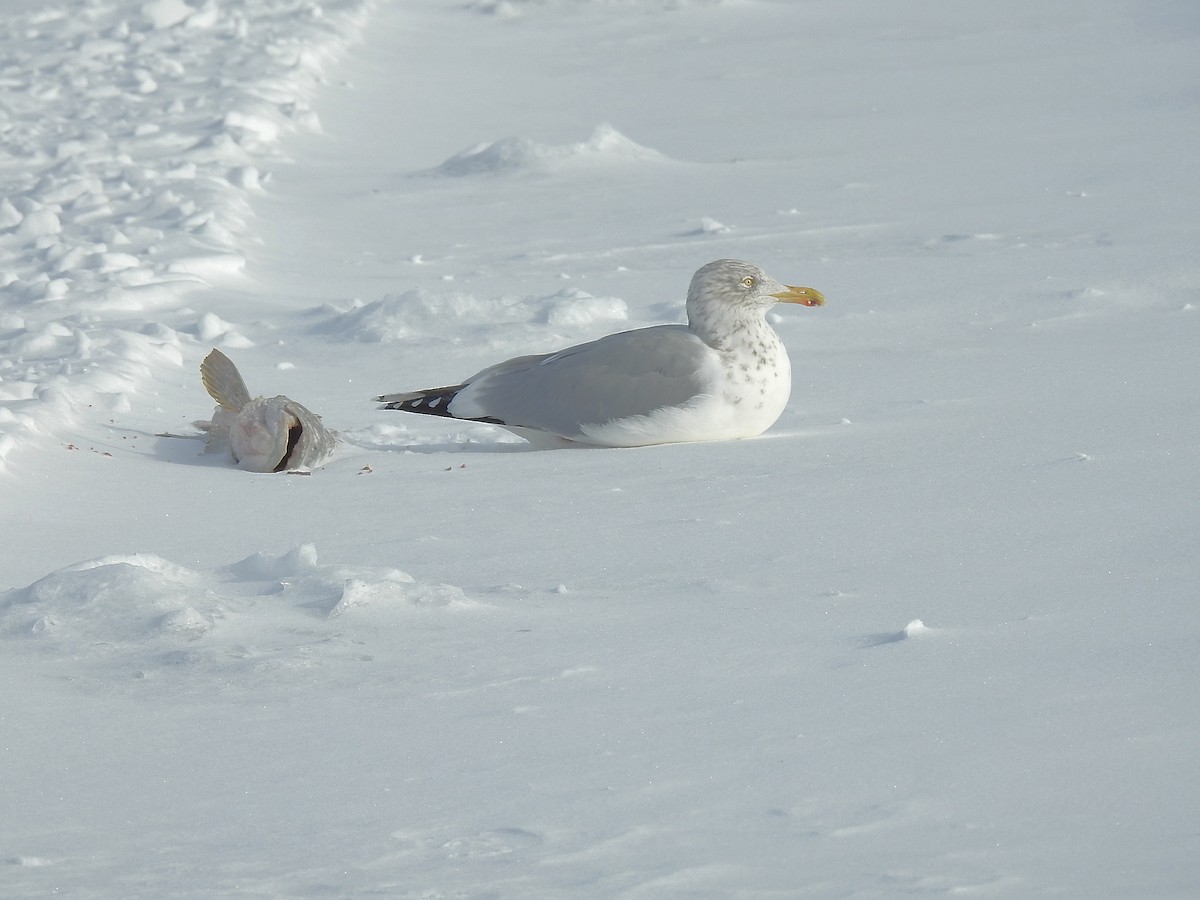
[201,349,252,411]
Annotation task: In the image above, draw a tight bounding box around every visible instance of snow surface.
[3,0,1200,896]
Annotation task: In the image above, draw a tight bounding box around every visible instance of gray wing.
[449,325,713,438]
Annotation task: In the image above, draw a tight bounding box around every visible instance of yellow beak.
[770,285,826,307]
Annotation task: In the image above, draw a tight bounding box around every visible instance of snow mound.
[469,0,725,13]
[314,286,628,344]
[431,124,667,176]
[0,545,480,677]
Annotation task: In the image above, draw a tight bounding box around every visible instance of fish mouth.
[771,285,826,307]
[273,416,304,472]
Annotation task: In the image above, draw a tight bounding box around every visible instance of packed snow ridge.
[0,0,375,468]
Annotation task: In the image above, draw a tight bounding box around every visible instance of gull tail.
[375,386,503,425]
[201,348,253,412]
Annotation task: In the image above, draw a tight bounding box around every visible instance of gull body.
[376,259,825,448]
[197,349,336,472]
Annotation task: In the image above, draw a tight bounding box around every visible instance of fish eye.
[741,276,756,287]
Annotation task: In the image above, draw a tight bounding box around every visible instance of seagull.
[375,259,825,447]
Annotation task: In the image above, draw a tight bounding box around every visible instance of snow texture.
[0,0,373,464]
[2,0,1200,896]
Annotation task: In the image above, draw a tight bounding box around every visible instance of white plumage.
[376,259,824,447]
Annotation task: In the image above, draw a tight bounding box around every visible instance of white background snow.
[3,0,1199,896]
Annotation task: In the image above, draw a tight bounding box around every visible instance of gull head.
[686,260,825,314]
[687,259,825,317]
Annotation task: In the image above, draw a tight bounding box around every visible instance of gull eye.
[741,276,756,287]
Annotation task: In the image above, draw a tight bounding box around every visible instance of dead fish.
[196,349,336,472]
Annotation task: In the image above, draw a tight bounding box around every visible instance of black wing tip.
[376,388,459,418]
[374,389,507,426]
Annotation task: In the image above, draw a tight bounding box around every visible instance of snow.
[3,0,1200,896]
[2,543,477,679]
[431,124,667,177]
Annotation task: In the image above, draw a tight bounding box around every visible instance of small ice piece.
[902,619,929,637]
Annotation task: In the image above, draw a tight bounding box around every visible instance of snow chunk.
[194,311,237,342]
[692,216,732,235]
[545,289,628,328]
[0,198,23,229]
[223,110,283,145]
[863,619,937,647]
[141,0,195,30]
[227,166,263,190]
[903,619,930,637]
[16,208,62,239]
